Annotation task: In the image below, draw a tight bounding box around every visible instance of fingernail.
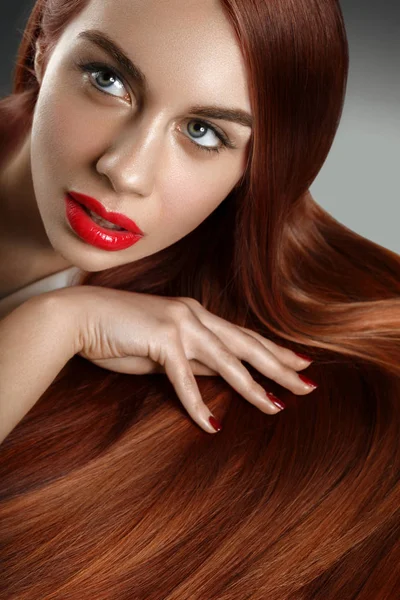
[265,391,286,411]
[209,415,223,432]
[298,374,318,389]
[294,352,313,363]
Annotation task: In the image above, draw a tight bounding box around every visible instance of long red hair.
[1,1,400,597]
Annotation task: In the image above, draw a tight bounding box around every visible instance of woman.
[1,0,399,597]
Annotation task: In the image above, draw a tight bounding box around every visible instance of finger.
[234,333,318,395]
[86,354,218,377]
[163,339,222,434]
[176,297,312,370]
[84,355,166,375]
[192,326,285,414]
[155,359,219,376]
[188,359,219,376]
[236,326,313,370]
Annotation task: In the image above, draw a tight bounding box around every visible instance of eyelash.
[75,60,233,155]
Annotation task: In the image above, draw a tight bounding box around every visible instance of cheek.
[31,83,107,174]
[31,74,246,238]
[163,146,245,221]
[156,149,246,242]
[159,170,234,235]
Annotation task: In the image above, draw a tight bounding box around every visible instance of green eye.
[184,120,228,154]
[76,60,234,155]
[77,60,130,100]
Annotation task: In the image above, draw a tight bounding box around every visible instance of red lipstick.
[65,191,145,251]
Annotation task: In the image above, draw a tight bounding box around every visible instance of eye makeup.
[73,57,238,155]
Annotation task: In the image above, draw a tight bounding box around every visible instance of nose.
[95,117,164,197]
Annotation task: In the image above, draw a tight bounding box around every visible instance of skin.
[0,0,253,297]
[0,0,318,436]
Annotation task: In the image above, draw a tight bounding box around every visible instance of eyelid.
[76,58,131,97]
[75,52,128,83]
[186,117,236,149]
[75,58,237,151]
[176,122,224,154]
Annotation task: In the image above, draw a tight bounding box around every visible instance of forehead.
[63,0,251,112]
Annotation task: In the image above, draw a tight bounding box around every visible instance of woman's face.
[30,0,253,270]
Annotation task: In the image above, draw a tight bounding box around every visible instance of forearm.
[0,293,78,445]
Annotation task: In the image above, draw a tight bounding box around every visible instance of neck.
[0,130,75,296]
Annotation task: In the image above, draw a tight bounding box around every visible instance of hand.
[59,286,317,434]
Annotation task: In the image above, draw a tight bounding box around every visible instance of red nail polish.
[298,374,318,388]
[295,352,313,362]
[265,391,286,410]
[209,415,222,432]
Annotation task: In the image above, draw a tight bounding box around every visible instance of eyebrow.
[76,29,253,129]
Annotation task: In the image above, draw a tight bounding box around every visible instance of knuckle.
[249,379,263,396]
[280,364,296,381]
[178,296,202,309]
[241,337,266,360]
[217,345,238,367]
[181,370,196,392]
[241,325,267,341]
[241,326,262,340]
[260,356,294,385]
[162,313,179,332]
[278,361,292,374]
[165,299,193,321]
[159,322,181,350]
[267,355,289,375]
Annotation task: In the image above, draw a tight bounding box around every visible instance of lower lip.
[64,194,144,251]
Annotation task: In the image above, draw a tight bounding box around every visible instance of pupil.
[189,122,206,138]
[99,71,114,86]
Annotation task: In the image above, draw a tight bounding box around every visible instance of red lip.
[65,194,144,251]
[67,191,144,235]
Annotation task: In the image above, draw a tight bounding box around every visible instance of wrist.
[26,288,85,357]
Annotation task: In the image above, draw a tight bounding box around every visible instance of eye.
[181,120,231,154]
[182,119,224,152]
[76,60,130,101]
[75,60,236,155]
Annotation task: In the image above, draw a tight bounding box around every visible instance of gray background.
[1,1,399,254]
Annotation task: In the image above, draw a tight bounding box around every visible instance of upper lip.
[67,191,145,235]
